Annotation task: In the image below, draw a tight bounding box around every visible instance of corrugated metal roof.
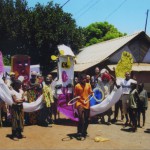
[74,31,143,72]
[108,63,150,71]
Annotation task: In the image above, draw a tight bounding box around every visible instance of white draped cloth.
[0,75,43,112]
[90,86,122,116]
[0,74,123,115]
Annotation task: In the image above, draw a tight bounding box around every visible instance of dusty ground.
[0,102,150,150]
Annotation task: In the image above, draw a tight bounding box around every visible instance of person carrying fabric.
[0,72,16,126]
[98,69,115,125]
[120,72,136,126]
[137,83,148,127]
[39,76,54,126]
[10,79,26,140]
[74,73,93,140]
[47,74,59,123]
[25,71,42,125]
[90,67,101,123]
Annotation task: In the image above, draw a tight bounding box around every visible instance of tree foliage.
[83,22,126,46]
[0,1,126,74]
[3,55,11,66]
[0,0,85,74]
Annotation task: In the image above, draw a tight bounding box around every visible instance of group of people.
[119,72,148,132]
[73,67,148,140]
[0,66,149,141]
[112,71,148,132]
[0,71,55,140]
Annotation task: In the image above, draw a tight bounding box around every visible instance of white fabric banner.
[90,86,122,116]
[0,77,43,112]
[0,75,123,115]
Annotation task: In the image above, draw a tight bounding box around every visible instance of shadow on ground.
[55,118,77,127]
[144,128,150,133]
[62,133,77,141]
[121,127,134,133]
[62,133,86,141]
[6,134,15,141]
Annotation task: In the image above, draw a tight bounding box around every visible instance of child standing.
[137,83,148,127]
[128,81,139,132]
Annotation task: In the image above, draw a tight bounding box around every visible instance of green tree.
[0,1,127,75]
[84,22,126,46]
[3,55,11,66]
[0,0,86,74]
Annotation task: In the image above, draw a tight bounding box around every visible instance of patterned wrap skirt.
[11,104,24,132]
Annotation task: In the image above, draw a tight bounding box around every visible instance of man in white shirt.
[120,72,137,126]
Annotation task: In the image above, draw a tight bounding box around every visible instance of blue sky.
[27,0,150,36]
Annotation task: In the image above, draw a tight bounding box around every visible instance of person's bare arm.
[12,95,25,104]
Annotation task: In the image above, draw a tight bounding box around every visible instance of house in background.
[74,31,150,94]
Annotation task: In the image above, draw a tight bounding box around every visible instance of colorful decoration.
[90,88,104,106]
[51,44,77,121]
[90,86,122,116]
[51,55,58,61]
[115,51,133,78]
[62,71,68,82]
[11,55,30,83]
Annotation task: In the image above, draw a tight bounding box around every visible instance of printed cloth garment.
[11,89,24,133]
[11,104,24,132]
[26,82,42,125]
[42,84,54,107]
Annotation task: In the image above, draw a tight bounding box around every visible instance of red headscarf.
[101,73,111,81]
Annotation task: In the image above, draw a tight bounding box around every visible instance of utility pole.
[145,9,149,33]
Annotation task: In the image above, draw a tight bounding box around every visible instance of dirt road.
[0,102,150,150]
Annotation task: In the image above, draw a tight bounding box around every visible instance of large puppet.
[11,55,30,83]
[51,44,77,121]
